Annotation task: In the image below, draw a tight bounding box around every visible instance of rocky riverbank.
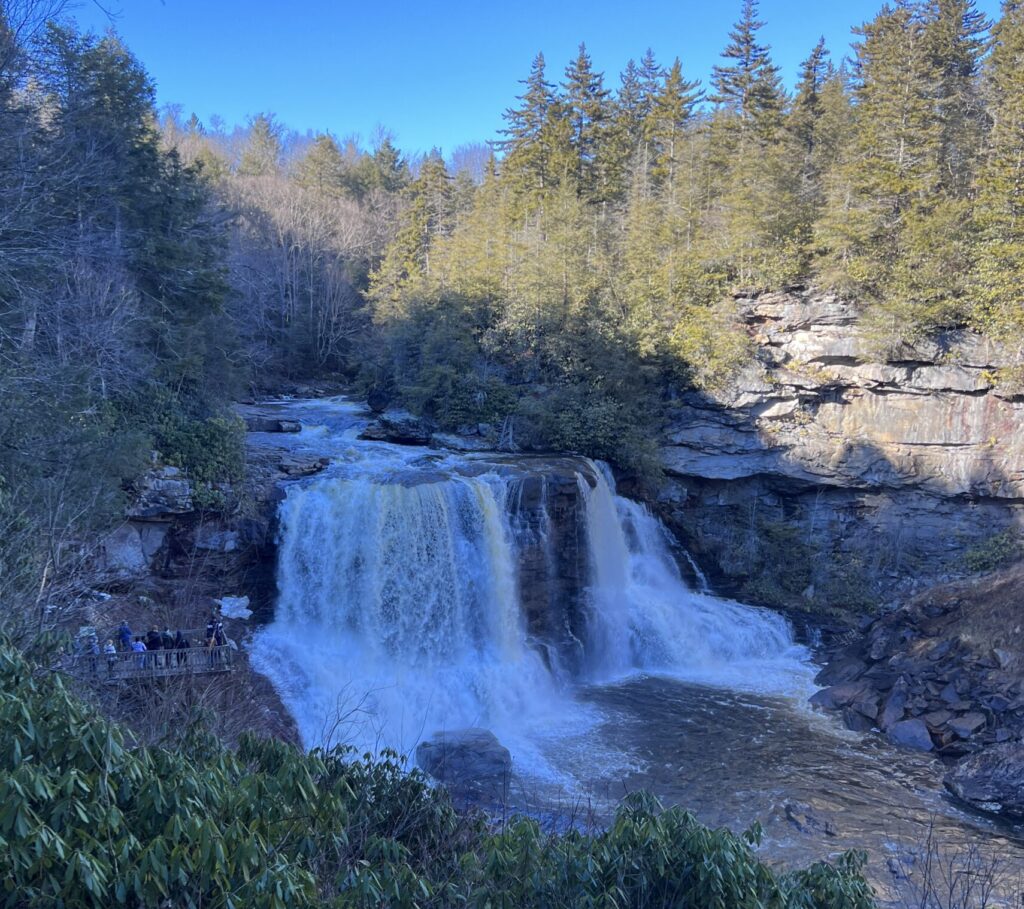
[809,564,1024,820]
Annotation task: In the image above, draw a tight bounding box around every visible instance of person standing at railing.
[145,627,162,669]
[103,640,117,675]
[131,637,147,669]
[117,621,132,652]
[174,630,190,667]
[161,628,174,667]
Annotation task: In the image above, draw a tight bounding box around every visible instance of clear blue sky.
[70,0,1002,155]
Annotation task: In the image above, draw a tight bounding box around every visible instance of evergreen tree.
[971,0,1024,343]
[789,38,830,158]
[647,58,703,195]
[711,0,784,139]
[370,152,453,319]
[561,43,613,200]
[238,113,282,177]
[295,132,347,196]
[496,52,558,194]
[816,2,969,341]
[925,0,990,195]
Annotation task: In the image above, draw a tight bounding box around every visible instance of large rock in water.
[945,743,1024,818]
[415,729,512,804]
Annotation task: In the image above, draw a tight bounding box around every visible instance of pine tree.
[971,0,1024,343]
[295,133,347,196]
[496,52,558,195]
[925,0,990,195]
[789,38,830,159]
[561,43,612,200]
[369,137,409,193]
[608,50,665,197]
[816,2,969,342]
[647,58,703,195]
[711,0,784,139]
[238,113,282,177]
[370,152,453,320]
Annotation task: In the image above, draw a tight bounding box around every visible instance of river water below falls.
[247,397,1023,902]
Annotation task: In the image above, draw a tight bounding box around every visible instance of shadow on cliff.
[648,382,1022,628]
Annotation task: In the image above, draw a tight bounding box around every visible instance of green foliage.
[517,384,662,482]
[963,529,1023,574]
[668,302,753,391]
[114,388,244,486]
[0,641,875,908]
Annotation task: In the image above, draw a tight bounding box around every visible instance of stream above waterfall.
[247,397,1024,901]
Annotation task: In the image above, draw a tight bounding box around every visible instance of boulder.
[244,416,301,433]
[195,525,240,553]
[814,656,868,687]
[945,743,1024,818]
[278,456,330,477]
[808,681,869,711]
[431,433,493,453]
[97,524,150,578]
[878,690,908,730]
[359,410,433,445]
[888,718,934,751]
[948,712,987,739]
[128,467,193,519]
[415,728,512,804]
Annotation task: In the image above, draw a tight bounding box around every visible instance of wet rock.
[945,743,1024,818]
[244,416,302,433]
[842,707,876,733]
[948,712,987,739]
[784,801,839,836]
[431,432,493,453]
[278,456,330,477]
[415,728,512,804]
[888,718,934,751]
[809,681,869,711]
[814,656,868,686]
[359,410,433,445]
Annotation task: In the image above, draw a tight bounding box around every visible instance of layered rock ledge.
[657,289,1024,608]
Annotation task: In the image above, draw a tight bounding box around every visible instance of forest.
[0,0,1022,904]
[1,0,1023,666]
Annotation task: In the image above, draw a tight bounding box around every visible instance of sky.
[69,0,1004,156]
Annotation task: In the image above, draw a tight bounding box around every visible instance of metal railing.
[70,644,235,681]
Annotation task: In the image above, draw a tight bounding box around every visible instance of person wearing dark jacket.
[145,627,162,668]
[174,630,190,666]
[117,621,132,652]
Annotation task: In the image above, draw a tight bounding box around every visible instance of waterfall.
[253,455,811,760]
[581,469,810,694]
[251,472,572,757]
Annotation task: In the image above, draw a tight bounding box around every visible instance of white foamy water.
[251,407,815,764]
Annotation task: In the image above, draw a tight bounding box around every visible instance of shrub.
[0,640,876,908]
[963,529,1023,574]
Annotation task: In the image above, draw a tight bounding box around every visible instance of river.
[247,396,1024,905]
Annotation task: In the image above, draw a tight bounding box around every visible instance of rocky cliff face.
[656,289,1024,611]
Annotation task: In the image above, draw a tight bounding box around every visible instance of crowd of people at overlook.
[75,613,229,674]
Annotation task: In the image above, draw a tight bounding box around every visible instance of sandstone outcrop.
[657,289,1024,607]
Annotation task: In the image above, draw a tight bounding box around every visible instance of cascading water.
[247,399,1024,882]
[253,445,813,761]
[252,472,569,758]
